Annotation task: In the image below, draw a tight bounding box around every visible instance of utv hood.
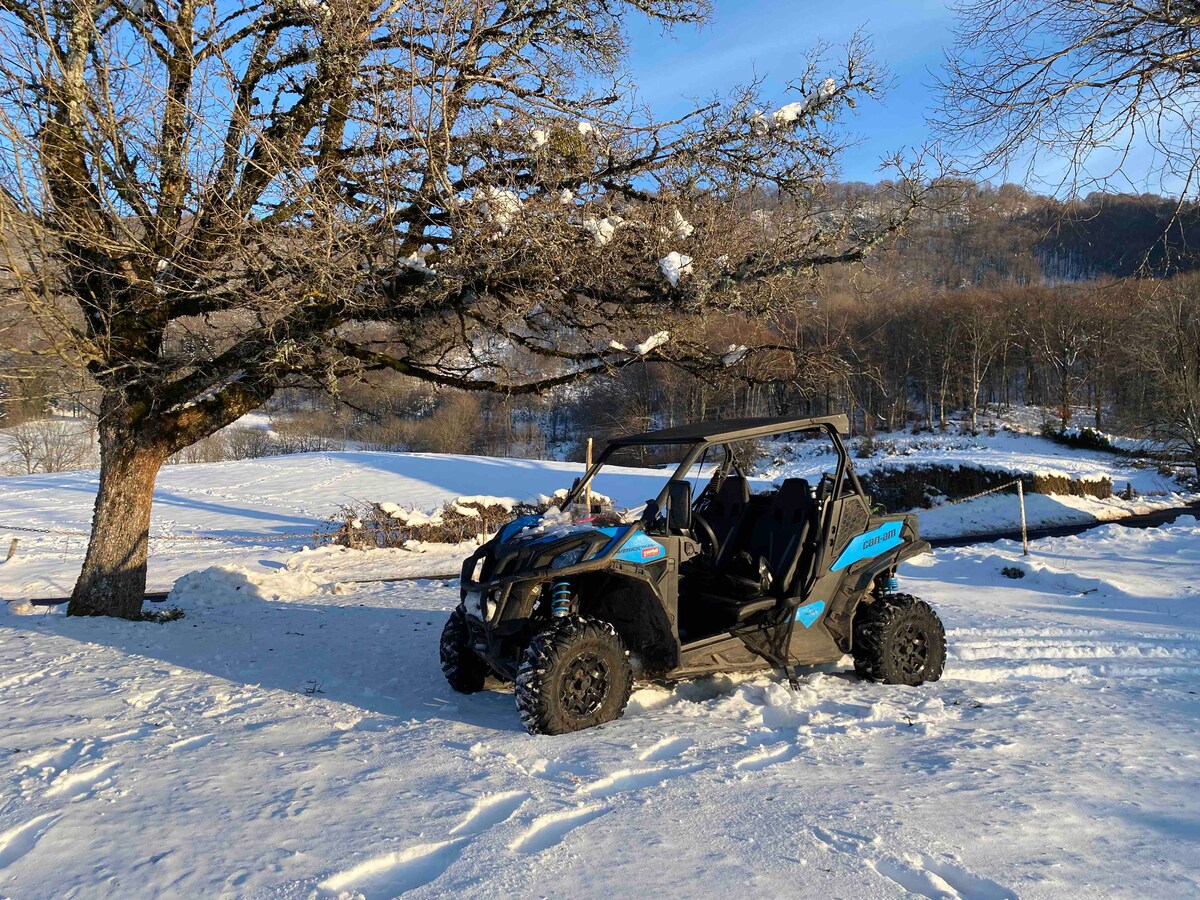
[488,515,666,574]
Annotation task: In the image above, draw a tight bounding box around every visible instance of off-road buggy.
[440,415,946,734]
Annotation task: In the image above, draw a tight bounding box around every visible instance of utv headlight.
[550,544,587,569]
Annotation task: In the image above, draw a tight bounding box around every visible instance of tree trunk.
[68,434,166,619]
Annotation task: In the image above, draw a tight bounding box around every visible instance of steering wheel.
[690,510,720,559]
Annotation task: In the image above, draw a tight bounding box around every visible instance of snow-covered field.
[2,520,1198,898]
[0,424,1191,597]
[763,426,1193,539]
[0,452,674,597]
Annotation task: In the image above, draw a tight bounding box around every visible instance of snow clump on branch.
[294,0,331,24]
[583,215,624,246]
[750,78,838,134]
[476,187,523,230]
[722,344,749,366]
[659,252,693,286]
[609,331,670,355]
[397,244,436,275]
[664,209,694,240]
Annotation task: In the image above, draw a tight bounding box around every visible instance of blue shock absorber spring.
[550,581,572,618]
[884,575,899,594]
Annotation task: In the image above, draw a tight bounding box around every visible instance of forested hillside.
[4,181,1199,474]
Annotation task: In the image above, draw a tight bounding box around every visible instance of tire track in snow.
[946,627,1200,682]
[577,763,702,799]
[507,804,609,854]
[448,790,529,836]
[0,813,59,871]
[318,838,469,898]
[637,735,693,762]
[811,826,1017,900]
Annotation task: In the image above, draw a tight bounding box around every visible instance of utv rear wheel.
[515,616,633,735]
[440,606,488,693]
[853,594,946,686]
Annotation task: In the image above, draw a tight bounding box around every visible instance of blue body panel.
[494,518,663,566]
[794,600,825,628]
[830,522,904,572]
[613,529,666,563]
[497,514,542,543]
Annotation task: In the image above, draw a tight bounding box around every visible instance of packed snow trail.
[0,522,1197,897]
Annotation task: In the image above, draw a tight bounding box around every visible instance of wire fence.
[928,477,1029,555]
[0,521,334,544]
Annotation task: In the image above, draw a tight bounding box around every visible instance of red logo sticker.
[641,546,660,558]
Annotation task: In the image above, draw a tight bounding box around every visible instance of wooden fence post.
[585,437,593,513]
[1017,481,1029,556]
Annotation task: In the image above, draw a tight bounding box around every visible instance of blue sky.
[623,0,1185,197]
[625,0,957,184]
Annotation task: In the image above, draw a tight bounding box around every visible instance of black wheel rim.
[561,652,610,719]
[892,620,929,679]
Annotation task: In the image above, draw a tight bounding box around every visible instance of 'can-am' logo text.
[862,529,897,550]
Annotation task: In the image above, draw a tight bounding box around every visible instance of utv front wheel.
[440,606,488,693]
[853,594,947,686]
[515,616,633,735]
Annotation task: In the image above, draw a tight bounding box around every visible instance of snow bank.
[168,565,321,610]
[5,598,44,616]
[284,542,476,581]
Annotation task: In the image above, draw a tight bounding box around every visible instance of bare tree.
[0,1,928,618]
[1138,275,1200,473]
[937,0,1200,207]
[951,292,1007,432]
[3,420,39,474]
[3,419,94,473]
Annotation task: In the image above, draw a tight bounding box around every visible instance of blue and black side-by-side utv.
[440,415,946,734]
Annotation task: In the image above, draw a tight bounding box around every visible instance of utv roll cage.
[563,414,868,512]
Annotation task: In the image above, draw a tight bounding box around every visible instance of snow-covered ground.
[0,452,674,597]
[761,426,1193,539]
[2,520,1198,898]
[0,424,1192,597]
[762,425,1180,494]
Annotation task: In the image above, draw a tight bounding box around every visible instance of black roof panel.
[607,414,850,446]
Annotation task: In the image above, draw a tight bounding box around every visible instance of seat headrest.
[776,478,812,504]
[714,474,750,504]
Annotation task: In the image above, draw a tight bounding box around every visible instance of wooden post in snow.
[1017,481,1029,556]
[585,437,593,514]
[5,538,16,561]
